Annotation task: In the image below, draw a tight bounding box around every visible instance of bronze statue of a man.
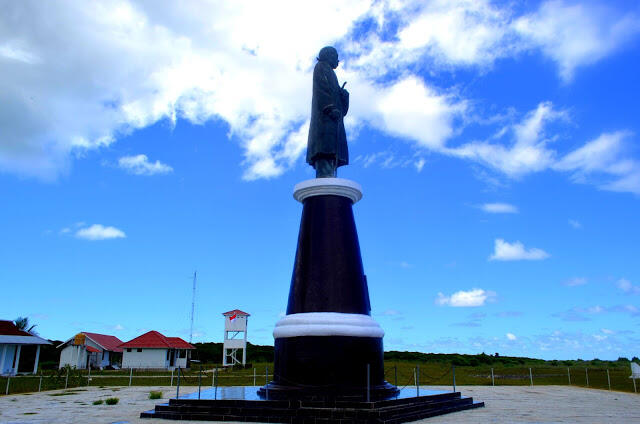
[307,46,349,178]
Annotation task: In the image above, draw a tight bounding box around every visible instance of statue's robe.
[306,60,349,168]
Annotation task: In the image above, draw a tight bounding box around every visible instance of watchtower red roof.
[222,309,250,317]
[119,331,194,349]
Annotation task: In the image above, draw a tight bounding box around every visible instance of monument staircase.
[141,389,484,423]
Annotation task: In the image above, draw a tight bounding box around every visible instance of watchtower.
[222,309,250,366]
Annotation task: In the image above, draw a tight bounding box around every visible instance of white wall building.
[0,320,51,376]
[58,332,123,370]
[120,330,194,369]
[222,309,250,366]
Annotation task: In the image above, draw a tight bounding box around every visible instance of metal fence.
[1,364,637,396]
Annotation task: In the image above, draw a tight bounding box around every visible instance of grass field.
[2,360,637,396]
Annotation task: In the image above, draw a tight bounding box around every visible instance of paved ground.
[0,385,638,423]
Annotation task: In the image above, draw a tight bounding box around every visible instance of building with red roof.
[119,331,195,369]
[0,320,51,376]
[57,332,124,370]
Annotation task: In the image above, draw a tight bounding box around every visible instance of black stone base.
[141,389,484,423]
[272,336,390,397]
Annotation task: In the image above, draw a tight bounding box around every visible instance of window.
[137,348,142,352]
[102,351,105,360]
[127,348,132,352]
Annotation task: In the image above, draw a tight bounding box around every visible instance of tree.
[14,316,37,335]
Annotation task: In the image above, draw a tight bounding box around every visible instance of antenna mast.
[190,271,197,343]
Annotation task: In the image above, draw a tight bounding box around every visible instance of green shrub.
[149,391,162,399]
[92,400,103,405]
[105,397,119,405]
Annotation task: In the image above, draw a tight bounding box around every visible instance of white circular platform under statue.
[273,312,384,339]
[293,178,363,204]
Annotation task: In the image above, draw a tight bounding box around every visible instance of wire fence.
[1,363,637,396]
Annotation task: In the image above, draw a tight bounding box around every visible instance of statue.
[307,46,349,178]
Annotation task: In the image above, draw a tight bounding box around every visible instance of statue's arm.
[341,89,349,116]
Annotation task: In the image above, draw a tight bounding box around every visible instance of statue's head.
[318,46,339,69]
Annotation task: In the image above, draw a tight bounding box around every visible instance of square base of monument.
[140,386,484,423]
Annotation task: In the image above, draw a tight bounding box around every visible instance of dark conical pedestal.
[258,178,398,401]
[141,177,485,422]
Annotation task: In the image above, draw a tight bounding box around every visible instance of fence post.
[394,365,398,387]
[65,369,69,389]
[491,368,494,386]
[416,365,420,397]
[254,367,256,386]
[366,363,370,402]
[170,369,174,387]
[529,368,533,387]
[607,369,611,391]
[198,363,202,400]
[265,366,269,400]
[39,374,43,392]
[452,365,456,393]
[5,377,9,395]
[567,368,571,385]
[585,368,589,387]
[129,367,133,386]
[176,367,181,399]
[633,378,637,393]
[87,366,91,386]
[214,368,218,400]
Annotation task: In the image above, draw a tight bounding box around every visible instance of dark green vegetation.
[105,397,119,405]
[92,399,103,405]
[2,348,637,396]
[149,390,162,399]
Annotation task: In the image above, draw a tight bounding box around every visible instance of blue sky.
[1,0,639,360]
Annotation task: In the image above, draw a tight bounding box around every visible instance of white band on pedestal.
[273,312,384,339]
[293,178,363,204]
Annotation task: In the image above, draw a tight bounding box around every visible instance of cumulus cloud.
[617,278,640,294]
[489,239,549,261]
[480,202,518,213]
[506,332,517,341]
[449,102,565,178]
[513,1,640,82]
[118,154,173,176]
[436,288,496,307]
[555,131,640,195]
[1,0,638,189]
[75,224,126,240]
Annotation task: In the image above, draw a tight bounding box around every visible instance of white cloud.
[436,288,496,307]
[450,102,564,177]
[601,328,614,335]
[480,202,518,213]
[75,224,126,240]
[1,0,638,185]
[506,332,517,341]
[489,238,549,261]
[118,154,173,176]
[555,131,640,195]
[568,219,582,229]
[563,277,587,287]
[513,1,640,82]
[617,278,640,294]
